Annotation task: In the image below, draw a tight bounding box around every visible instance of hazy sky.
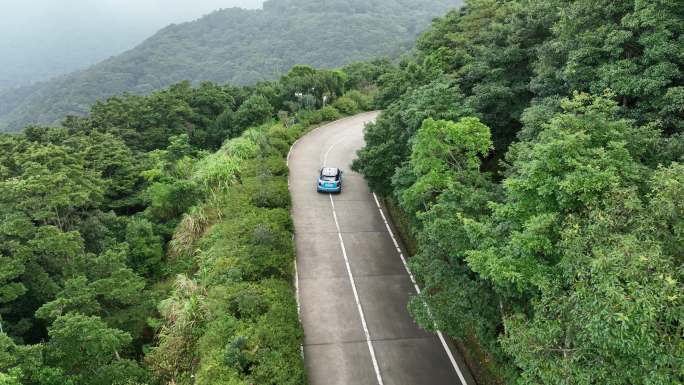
[0,0,265,89]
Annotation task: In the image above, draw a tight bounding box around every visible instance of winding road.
[288,112,475,385]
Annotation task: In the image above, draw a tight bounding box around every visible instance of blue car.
[317,167,343,193]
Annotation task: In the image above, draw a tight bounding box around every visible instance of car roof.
[321,167,339,176]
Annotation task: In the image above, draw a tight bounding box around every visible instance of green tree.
[393,118,506,371]
[71,132,141,209]
[397,118,493,213]
[235,94,274,130]
[466,94,682,384]
[532,0,684,135]
[0,141,103,230]
[0,254,26,314]
[208,109,238,147]
[353,79,473,195]
[124,218,164,277]
[341,59,393,91]
[46,313,145,385]
[35,244,146,330]
[0,332,73,385]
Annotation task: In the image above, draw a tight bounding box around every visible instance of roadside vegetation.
[0,62,382,385]
[353,0,684,384]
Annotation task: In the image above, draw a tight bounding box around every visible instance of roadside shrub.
[192,152,241,192]
[245,280,304,385]
[146,179,199,221]
[201,206,292,283]
[267,124,295,144]
[244,229,292,280]
[263,157,288,177]
[296,110,323,125]
[162,117,306,385]
[333,95,359,114]
[285,123,304,139]
[345,90,372,111]
[229,291,268,320]
[223,137,258,159]
[241,127,269,151]
[197,280,305,385]
[268,137,291,157]
[245,177,291,209]
[320,106,342,121]
[223,335,251,373]
[241,157,288,178]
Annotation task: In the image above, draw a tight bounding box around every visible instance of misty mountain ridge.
[0,0,266,91]
[0,0,461,132]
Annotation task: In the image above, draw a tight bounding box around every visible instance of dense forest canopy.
[0,0,461,132]
[0,61,386,385]
[353,0,684,383]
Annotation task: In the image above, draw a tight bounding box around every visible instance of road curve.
[288,112,474,385]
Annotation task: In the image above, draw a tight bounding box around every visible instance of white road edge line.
[329,193,384,385]
[372,193,469,385]
[287,137,303,357]
[287,140,302,323]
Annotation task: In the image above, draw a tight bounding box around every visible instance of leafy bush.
[222,137,259,160]
[146,180,199,222]
[153,120,305,385]
[332,95,359,114]
[344,90,373,111]
[192,153,241,193]
[241,156,289,178]
[235,95,274,129]
[125,217,164,276]
[267,137,291,157]
[267,124,295,144]
[198,280,305,385]
[244,177,291,209]
[320,106,342,121]
[296,109,323,126]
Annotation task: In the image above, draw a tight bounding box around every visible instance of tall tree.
[466,94,683,384]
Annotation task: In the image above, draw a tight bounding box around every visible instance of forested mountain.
[0,0,460,132]
[354,0,684,383]
[0,0,265,91]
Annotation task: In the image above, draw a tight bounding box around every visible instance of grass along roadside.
[146,121,305,385]
[146,103,374,384]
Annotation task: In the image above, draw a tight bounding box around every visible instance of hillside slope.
[0,0,461,132]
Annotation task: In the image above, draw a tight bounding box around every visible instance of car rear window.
[321,168,338,177]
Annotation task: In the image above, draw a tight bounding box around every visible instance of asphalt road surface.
[288,112,475,385]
